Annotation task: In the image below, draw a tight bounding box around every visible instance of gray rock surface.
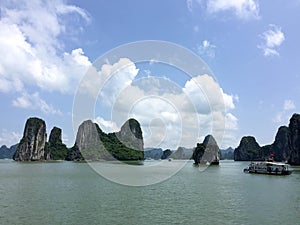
[13,117,47,161]
[234,136,262,161]
[193,135,220,164]
[73,120,112,160]
[115,118,144,151]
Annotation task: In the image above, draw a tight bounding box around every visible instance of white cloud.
[92,59,239,149]
[183,74,236,113]
[12,92,62,115]
[0,129,22,147]
[197,40,216,58]
[187,0,260,20]
[284,100,295,111]
[94,117,119,133]
[100,58,139,107]
[273,113,283,124]
[274,99,296,123]
[0,0,91,95]
[258,24,285,57]
[207,0,259,20]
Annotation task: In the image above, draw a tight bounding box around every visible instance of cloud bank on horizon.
[79,57,238,149]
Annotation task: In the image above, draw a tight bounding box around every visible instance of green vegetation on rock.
[45,127,68,160]
[234,136,262,161]
[234,114,300,164]
[69,119,144,161]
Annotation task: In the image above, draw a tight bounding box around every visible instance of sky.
[0,0,299,150]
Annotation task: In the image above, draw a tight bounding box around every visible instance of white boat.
[244,161,292,175]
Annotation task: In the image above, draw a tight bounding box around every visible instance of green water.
[0,160,299,225]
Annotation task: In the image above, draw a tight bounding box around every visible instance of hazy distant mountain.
[171,147,193,159]
[0,144,18,159]
[220,147,234,160]
[144,148,163,159]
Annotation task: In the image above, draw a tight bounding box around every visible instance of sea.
[0,159,299,225]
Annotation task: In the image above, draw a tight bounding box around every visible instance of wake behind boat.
[243,154,293,175]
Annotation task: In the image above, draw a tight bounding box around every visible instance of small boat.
[243,153,292,175]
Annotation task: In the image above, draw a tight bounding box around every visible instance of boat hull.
[244,168,292,175]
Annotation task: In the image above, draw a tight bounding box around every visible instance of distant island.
[1,113,300,165]
[0,144,18,159]
[12,117,144,161]
[2,116,221,164]
[234,113,300,165]
[145,135,221,165]
[192,135,220,165]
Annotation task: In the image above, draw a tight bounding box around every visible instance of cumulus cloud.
[0,129,22,147]
[89,59,238,149]
[94,117,119,134]
[207,0,259,19]
[0,0,91,113]
[12,92,62,115]
[188,0,259,20]
[258,24,285,57]
[79,58,139,100]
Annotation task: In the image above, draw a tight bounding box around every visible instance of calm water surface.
[0,160,299,225]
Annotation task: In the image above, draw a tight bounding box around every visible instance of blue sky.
[0,0,299,149]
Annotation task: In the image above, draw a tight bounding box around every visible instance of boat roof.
[251,161,288,166]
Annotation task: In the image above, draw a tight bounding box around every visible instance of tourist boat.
[243,154,292,175]
[244,161,293,175]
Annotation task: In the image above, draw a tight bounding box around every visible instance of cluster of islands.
[1,113,300,165]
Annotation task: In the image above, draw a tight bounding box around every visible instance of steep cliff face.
[288,114,300,164]
[234,114,300,164]
[45,127,68,160]
[105,118,144,160]
[269,114,300,164]
[68,118,144,161]
[193,135,220,165]
[234,136,262,161]
[13,117,47,161]
[271,126,291,162]
[115,118,144,152]
[70,120,112,161]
